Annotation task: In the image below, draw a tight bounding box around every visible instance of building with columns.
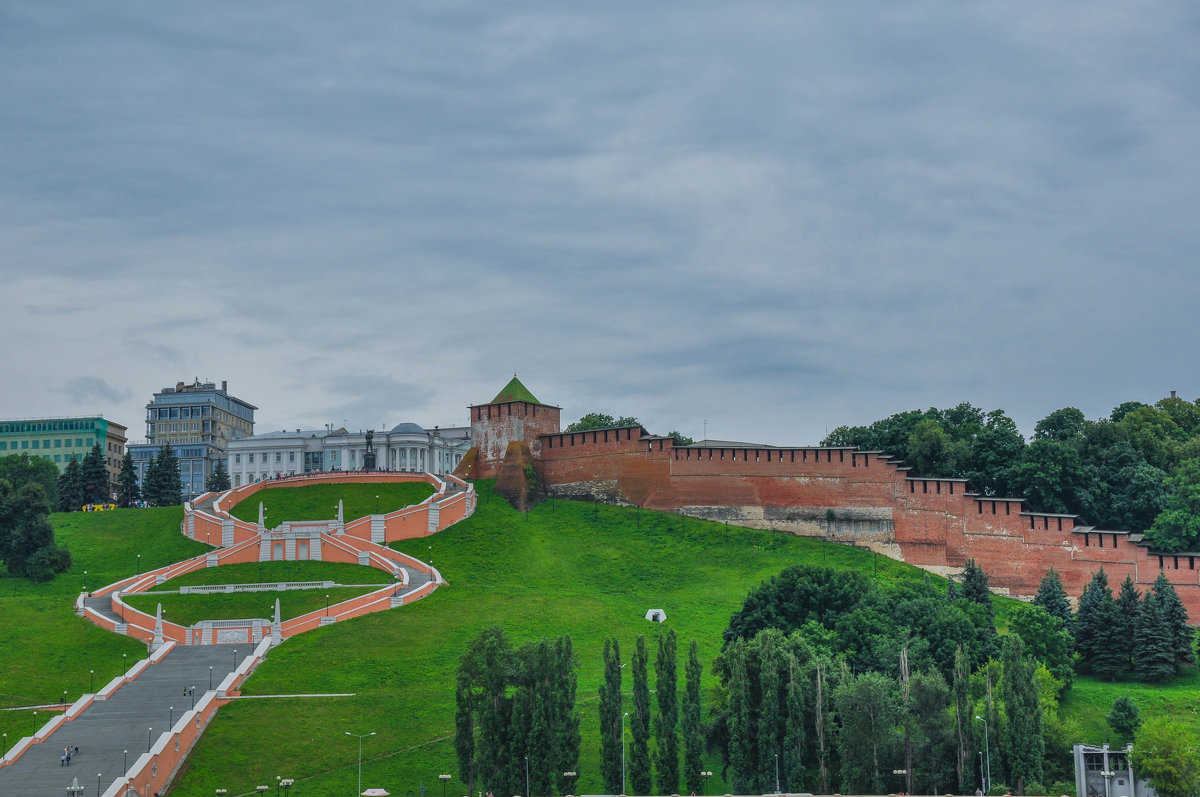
[226,422,470,487]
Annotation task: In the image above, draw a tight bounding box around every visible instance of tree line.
[823,395,1200,551]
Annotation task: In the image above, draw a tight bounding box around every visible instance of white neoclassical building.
[226,423,471,487]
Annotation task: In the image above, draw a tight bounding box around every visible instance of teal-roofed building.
[0,416,129,487]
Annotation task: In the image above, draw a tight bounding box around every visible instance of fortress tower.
[463,375,561,479]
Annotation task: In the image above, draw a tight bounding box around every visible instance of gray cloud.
[3,1,1199,448]
[58,377,132,406]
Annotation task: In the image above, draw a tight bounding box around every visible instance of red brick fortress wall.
[468,400,561,479]
[530,431,1200,614]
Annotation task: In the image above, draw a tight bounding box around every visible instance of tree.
[1009,605,1074,687]
[630,636,652,795]
[682,640,704,796]
[0,480,71,581]
[1000,636,1043,794]
[1134,588,1175,683]
[80,442,109,504]
[1145,458,1200,551]
[1034,408,1086,442]
[1151,573,1195,669]
[726,638,754,793]
[1032,569,1074,637]
[1115,576,1142,670]
[116,452,140,508]
[564,413,640,433]
[552,636,581,795]
[668,431,695,446]
[599,638,623,795]
[1075,569,1112,660]
[0,453,58,505]
[909,669,954,794]
[952,645,975,793]
[206,461,231,493]
[140,451,160,507]
[654,630,680,795]
[835,671,901,794]
[149,444,182,506]
[1106,696,1141,744]
[57,455,84,512]
[961,559,995,624]
[1010,439,1096,516]
[1130,717,1200,797]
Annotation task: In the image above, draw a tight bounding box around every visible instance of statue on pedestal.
[363,429,377,472]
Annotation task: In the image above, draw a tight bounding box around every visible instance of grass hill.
[227,482,436,524]
[2,485,1196,795]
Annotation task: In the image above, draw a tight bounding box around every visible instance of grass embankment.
[170,483,960,796]
[1061,668,1200,743]
[0,507,208,743]
[227,482,436,525]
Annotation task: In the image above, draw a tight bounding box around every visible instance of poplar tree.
[835,671,901,794]
[630,635,652,795]
[1000,636,1043,794]
[682,640,704,797]
[57,456,84,512]
[654,630,679,795]
[553,636,581,795]
[726,638,753,793]
[1032,568,1074,637]
[599,638,624,794]
[757,632,784,794]
[782,654,806,792]
[116,452,140,507]
[952,645,974,793]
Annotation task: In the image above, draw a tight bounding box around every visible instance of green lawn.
[1060,667,1200,743]
[123,586,384,625]
[227,482,436,525]
[155,561,392,588]
[0,507,209,743]
[168,484,971,796]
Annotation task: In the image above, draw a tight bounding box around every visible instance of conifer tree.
[152,443,183,505]
[1000,636,1043,794]
[630,635,652,795]
[1032,568,1074,637]
[682,640,704,797]
[1075,568,1111,660]
[57,455,84,512]
[1115,576,1142,670]
[599,638,624,794]
[654,629,679,795]
[1134,590,1174,682]
[206,461,231,493]
[553,636,581,794]
[116,452,140,507]
[141,451,160,507]
[80,442,109,504]
[1152,573,1195,668]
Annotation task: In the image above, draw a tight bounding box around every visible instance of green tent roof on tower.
[491,374,541,405]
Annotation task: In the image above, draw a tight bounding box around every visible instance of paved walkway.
[0,645,244,796]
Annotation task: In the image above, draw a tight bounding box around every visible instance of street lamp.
[233,648,238,670]
[326,593,330,617]
[700,771,713,796]
[1101,770,1116,797]
[215,790,228,796]
[563,771,578,795]
[525,756,530,797]
[622,711,629,795]
[975,716,991,794]
[280,778,293,795]
[83,570,88,593]
[893,769,909,794]
[775,753,781,794]
[978,751,984,793]
[123,749,128,775]
[345,730,376,797]
[97,772,102,797]
[169,706,174,727]
[441,772,453,797]
[147,727,153,752]
[375,494,380,514]
[89,669,94,693]
[209,666,214,690]
[256,787,268,794]
[122,653,127,674]
[137,553,141,576]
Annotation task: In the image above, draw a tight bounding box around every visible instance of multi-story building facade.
[227,423,470,487]
[127,379,256,500]
[0,416,128,486]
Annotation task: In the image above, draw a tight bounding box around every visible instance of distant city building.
[0,416,128,485]
[127,379,257,500]
[227,422,470,487]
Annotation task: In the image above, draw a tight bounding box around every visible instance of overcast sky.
[3,2,1198,447]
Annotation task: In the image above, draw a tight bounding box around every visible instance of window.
[289,451,295,462]
[248,453,255,463]
[54,439,61,447]
[275,452,281,463]
[76,438,83,446]
[22,441,29,449]
[235,454,241,464]
[32,440,39,449]
[54,455,61,462]
[0,442,5,450]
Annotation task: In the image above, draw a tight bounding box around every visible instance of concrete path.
[0,645,244,796]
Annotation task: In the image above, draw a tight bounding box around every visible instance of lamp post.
[441,773,452,797]
[123,749,128,775]
[525,756,530,797]
[563,771,577,795]
[700,771,712,796]
[326,593,330,617]
[276,775,282,796]
[280,778,293,796]
[975,716,991,794]
[2,732,7,762]
[97,772,102,797]
[978,751,984,793]
[83,570,88,593]
[122,653,127,674]
[256,787,268,794]
[346,730,376,797]
[375,494,380,514]
[137,553,141,576]
[622,711,629,795]
[216,790,228,796]
[1101,770,1116,797]
[32,709,38,735]
[209,666,214,690]
[775,753,781,794]
[63,689,68,706]
[89,669,94,693]
[147,727,153,752]
[233,648,238,670]
[169,706,174,727]
[893,769,909,794]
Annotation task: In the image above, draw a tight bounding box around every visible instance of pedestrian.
[66,751,71,766]
[74,745,79,756]
[60,754,65,767]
